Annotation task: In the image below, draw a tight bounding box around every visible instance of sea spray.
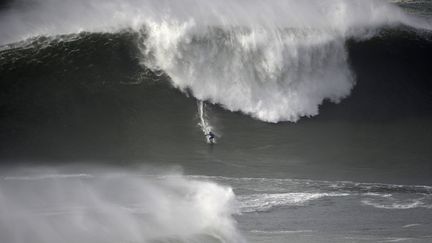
[0,168,244,243]
[1,0,430,122]
[142,24,355,122]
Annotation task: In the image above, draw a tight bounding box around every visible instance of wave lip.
[2,0,431,122]
[132,0,431,122]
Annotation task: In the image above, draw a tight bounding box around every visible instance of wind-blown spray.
[1,0,430,122]
[0,169,244,243]
[197,100,216,143]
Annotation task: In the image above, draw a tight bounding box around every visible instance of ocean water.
[0,0,432,242]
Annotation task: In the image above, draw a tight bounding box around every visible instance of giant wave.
[1,0,431,122]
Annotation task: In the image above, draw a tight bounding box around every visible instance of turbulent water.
[1,0,432,242]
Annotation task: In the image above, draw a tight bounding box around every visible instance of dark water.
[1,29,431,184]
[1,0,432,242]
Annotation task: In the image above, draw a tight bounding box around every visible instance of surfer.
[206,131,216,143]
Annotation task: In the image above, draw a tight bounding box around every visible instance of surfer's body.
[206,131,216,144]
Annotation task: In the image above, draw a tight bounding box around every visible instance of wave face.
[0,170,244,243]
[1,0,431,122]
[1,29,432,162]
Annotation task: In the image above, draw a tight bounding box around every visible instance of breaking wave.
[189,175,432,211]
[1,0,431,122]
[0,170,244,243]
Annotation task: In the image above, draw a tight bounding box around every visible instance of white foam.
[0,170,244,243]
[378,238,412,243]
[361,198,431,210]
[238,192,349,212]
[250,229,314,234]
[136,0,429,122]
[402,223,421,228]
[1,0,430,122]
[363,193,393,198]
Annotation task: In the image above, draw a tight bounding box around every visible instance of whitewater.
[1,0,430,122]
[2,170,431,243]
[0,169,245,243]
[1,1,432,242]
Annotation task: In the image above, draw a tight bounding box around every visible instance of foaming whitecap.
[361,198,432,210]
[1,0,430,122]
[0,169,244,243]
[238,192,349,212]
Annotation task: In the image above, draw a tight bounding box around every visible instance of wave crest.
[1,0,430,122]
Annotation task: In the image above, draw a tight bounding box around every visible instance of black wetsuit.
[207,132,215,141]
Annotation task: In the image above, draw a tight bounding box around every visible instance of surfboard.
[206,135,216,144]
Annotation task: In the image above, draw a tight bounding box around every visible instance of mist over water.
[0,168,243,243]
